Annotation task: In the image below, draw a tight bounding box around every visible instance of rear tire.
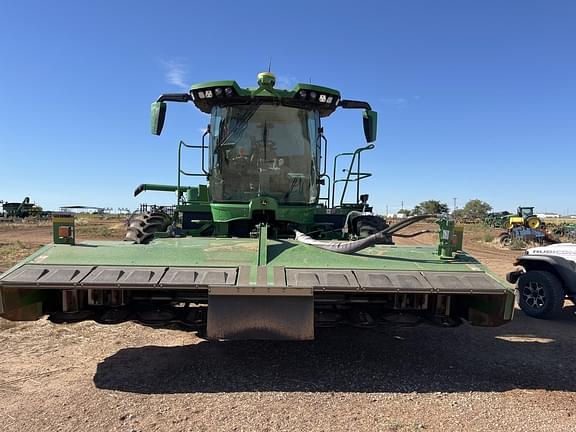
[526,216,540,229]
[353,215,388,238]
[498,232,512,247]
[124,210,171,244]
[517,270,565,319]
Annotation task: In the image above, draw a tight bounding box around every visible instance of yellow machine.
[503,206,541,229]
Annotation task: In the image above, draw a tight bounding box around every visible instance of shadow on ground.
[94,307,576,395]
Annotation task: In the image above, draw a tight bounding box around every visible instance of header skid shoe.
[207,289,314,340]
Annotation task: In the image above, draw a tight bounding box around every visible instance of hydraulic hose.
[383,214,434,235]
[294,229,389,254]
[294,214,435,254]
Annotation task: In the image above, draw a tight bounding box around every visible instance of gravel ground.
[1,222,576,431]
[1,308,575,432]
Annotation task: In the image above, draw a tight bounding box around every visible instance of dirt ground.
[1,220,575,432]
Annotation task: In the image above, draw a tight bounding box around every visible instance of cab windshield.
[209,104,320,204]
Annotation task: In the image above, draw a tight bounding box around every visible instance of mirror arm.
[338,99,372,110]
[156,93,192,103]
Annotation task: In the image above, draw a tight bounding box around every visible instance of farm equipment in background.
[550,223,576,242]
[0,72,515,340]
[497,226,548,248]
[504,206,542,229]
[0,197,49,219]
[484,211,511,228]
[485,207,542,230]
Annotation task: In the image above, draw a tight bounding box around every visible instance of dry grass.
[0,241,40,272]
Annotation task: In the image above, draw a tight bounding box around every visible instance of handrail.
[332,144,374,207]
[318,130,328,177]
[331,151,354,207]
[176,128,210,204]
[319,174,332,207]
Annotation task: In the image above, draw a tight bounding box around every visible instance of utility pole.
[386,205,389,216]
[401,200,404,211]
[452,197,457,213]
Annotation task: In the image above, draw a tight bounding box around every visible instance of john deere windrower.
[0,72,514,339]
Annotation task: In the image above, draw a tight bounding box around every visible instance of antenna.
[268,58,272,73]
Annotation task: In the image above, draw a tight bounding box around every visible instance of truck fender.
[508,255,576,295]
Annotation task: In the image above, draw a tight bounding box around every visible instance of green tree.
[461,199,492,221]
[411,200,449,215]
[452,208,465,221]
[397,208,411,216]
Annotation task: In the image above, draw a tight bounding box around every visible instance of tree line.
[398,199,492,221]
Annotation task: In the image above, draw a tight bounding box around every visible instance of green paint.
[257,223,268,266]
[9,238,505,288]
[52,212,75,245]
[209,201,315,224]
[151,101,166,135]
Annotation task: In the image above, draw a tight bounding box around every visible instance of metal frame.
[331,144,374,207]
[176,128,210,204]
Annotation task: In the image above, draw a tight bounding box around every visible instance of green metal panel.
[52,212,75,245]
[187,75,342,117]
[0,238,505,288]
[257,224,268,266]
[210,201,315,224]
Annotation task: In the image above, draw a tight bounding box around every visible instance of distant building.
[536,213,560,219]
[388,213,407,219]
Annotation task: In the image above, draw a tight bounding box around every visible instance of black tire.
[517,270,565,319]
[124,210,171,244]
[498,233,512,247]
[352,215,388,238]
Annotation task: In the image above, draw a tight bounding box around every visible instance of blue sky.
[1,1,575,215]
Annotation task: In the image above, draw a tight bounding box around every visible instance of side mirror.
[363,110,377,143]
[151,101,167,135]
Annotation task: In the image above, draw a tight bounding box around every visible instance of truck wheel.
[125,210,171,244]
[517,271,565,319]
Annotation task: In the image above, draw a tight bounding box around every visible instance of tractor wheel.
[124,210,171,244]
[526,216,540,229]
[353,215,388,238]
[517,271,565,319]
[498,232,512,247]
[503,220,513,230]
